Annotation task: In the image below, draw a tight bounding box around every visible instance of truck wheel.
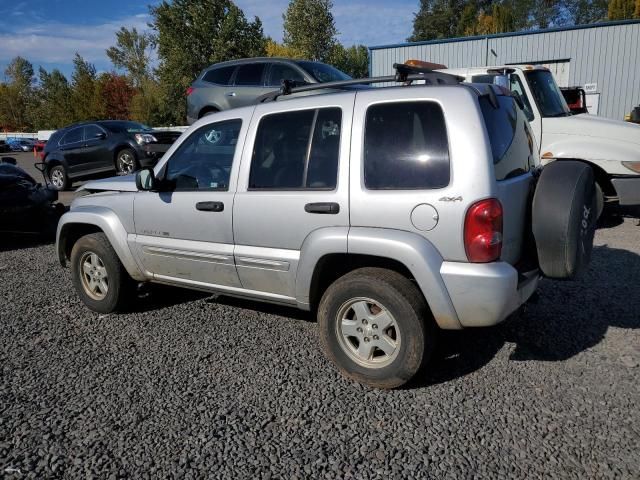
[70,233,133,313]
[532,160,597,280]
[317,268,434,389]
[49,165,69,191]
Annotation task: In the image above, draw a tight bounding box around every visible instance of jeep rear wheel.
[70,233,133,313]
[318,268,434,389]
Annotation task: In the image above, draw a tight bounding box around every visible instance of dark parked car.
[43,121,181,190]
[0,140,10,153]
[0,157,64,238]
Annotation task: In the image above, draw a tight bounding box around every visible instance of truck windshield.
[525,70,570,118]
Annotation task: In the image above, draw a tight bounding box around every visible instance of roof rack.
[257,62,464,103]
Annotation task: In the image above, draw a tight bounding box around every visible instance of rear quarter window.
[364,101,450,190]
[480,95,534,180]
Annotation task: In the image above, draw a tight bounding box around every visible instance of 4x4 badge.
[439,196,463,202]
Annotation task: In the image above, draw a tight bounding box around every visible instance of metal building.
[369,19,640,120]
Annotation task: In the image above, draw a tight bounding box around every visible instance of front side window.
[60,127,83,145]
[234,63,266,86]
[525,70,570,118]
[84,125,104,140]
[249,108,342,190]
[364,102,450,190]
[267,63,305,86]
[164,120,242,191]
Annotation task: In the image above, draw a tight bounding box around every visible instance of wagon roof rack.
[257,60,464,103]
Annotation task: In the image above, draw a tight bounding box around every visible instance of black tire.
[70,232,133,313]
[317,268,434,389]
[49,164,69,191]
[532,160,596,280]
[116,148,139,174]
[595,182,604,220]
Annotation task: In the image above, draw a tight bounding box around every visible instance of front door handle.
[196,201,224,212]
[304,202,340,214]
[225,92,236,97]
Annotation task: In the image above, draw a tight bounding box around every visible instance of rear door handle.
[304,202,340,214]
[226,92,236,97]
[196,201,224,212]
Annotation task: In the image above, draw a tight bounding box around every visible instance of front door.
[132,117,247,288]
[232,96,353,298]
[81,124,112,173]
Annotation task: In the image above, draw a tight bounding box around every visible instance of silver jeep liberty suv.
[57,63,596,388]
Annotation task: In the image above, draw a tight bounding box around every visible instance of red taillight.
[464,198,503,263]
[186,86,194,96]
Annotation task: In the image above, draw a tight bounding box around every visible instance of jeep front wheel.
[70,233,133,313]
[317,268,434,389]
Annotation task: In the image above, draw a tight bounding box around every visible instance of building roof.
[369,19,640,51]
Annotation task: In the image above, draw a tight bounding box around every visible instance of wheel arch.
[198,105,221,118]
[56,208,146,281]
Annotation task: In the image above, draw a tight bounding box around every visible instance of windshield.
[296,61,351,83]
[525,70,570,117]
[101,121,154,133]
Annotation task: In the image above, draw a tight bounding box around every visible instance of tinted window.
[480,96,532,180]
[296,61,351,83]
[525,70,570,117]
[364,102,449,190]
[84,125,104,140]
[203,66,236,85]
[60,127,83,145]
[164,120,241,191]
[268,63,305,86]
[234,63,265,86]
[249,108,341,190]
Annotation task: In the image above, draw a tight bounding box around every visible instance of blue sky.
[0,0,417,80]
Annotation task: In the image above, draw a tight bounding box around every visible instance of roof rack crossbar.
[257,70,464,103]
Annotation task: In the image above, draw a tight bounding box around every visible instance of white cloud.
[0,14,153,69]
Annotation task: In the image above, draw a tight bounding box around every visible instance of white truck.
[443,65,640,214]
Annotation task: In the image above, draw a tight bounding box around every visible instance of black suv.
[43,121,181,190]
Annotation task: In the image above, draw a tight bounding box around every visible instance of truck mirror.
[494,74,509,89]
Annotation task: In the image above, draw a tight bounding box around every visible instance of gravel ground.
[1,213,639,479]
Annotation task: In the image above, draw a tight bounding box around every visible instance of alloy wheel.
[79,251,109,301]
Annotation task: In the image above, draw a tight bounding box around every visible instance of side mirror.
[95,132,106,140]
[494,74,509,89]
[136,167,157,191]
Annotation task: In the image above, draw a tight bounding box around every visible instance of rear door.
[232,94,353,298]
[227,63,269,109]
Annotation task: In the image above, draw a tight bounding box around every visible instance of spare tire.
[532,161,596,279]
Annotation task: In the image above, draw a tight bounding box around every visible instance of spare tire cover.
[532,161,596,279]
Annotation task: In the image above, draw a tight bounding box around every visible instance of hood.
[77,174,138,193]
[545,114,640,145]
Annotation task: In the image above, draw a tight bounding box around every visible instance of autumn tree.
[98,73,136,120]
[265,38,306,59]
[151,0,265,124]
[106,27,154,87]
[608,0,636,18]
[283,0,337,61]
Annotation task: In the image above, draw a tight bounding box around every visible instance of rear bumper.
[611,176,640,206]
[440,261,539,327]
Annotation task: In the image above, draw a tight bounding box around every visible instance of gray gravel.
[1,214,639,479]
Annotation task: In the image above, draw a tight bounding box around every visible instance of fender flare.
[56,206,146,281]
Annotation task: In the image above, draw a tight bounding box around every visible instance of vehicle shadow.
[208,295,314,322]
[411,244,640,388]
[598,204,640,229]
[128,284,211,313]
[0,235,54,253]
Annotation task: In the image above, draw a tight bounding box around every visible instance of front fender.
[56,206,146,281]
[543,135,640,175]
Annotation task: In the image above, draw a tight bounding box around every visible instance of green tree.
[151,0,265,124]
[70,53,103,122]
[458,2,479,35]
[106,27,154,88]
[608,0,635,18]
[0,56,35,130]
[130,78,165,125]
[34,67,73,129]
[329,44,369,78]
[283,0,337,61]
[409,0,465,41]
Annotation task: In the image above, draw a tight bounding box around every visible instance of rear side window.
[60,127,83,145]
[364,102,450,190]
[203,66,235,85]
[480,95,532,180]
[249,108,342,190]
[235,63,266,86]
